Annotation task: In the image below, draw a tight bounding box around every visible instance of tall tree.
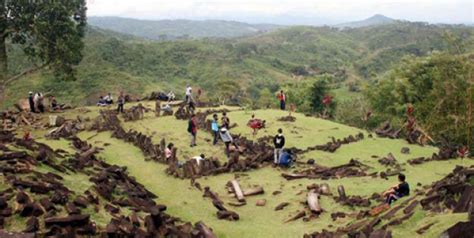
[0,0,87,105]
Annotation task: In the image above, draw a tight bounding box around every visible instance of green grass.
[23,106,470,238]
[2,104,471,237]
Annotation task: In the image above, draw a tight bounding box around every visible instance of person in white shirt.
[104,93,113,105]
[185,85,192,103]
[167,91,176,101]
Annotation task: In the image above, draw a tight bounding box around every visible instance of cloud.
[86,0,473,24]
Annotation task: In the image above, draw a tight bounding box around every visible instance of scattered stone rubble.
[375,121,402,139]
[91,110,275,179]
[0,129,216,236]
[298,133,365,154]
[408,144,460,165]
[282,159,370,180]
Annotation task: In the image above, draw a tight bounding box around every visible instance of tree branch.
[4,64,48,86]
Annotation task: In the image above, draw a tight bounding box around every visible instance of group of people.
[188,111,238,158]
[97,92,126,113]
[97,93,114,106]
[28,92,63,113]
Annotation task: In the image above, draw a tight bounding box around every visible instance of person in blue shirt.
[211,114,219,145]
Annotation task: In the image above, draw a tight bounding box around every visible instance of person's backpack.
[187,119,193,133]
[279,152,292,167]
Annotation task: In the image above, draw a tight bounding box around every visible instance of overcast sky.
[87,0,473,25]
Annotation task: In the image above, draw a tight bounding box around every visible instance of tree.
[308,75,333,114]
[0,0,87,105]
[212,78,240,105]
[366,53,473,150]
[258,88,273,108]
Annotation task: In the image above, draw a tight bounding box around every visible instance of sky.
[86,0,473,25]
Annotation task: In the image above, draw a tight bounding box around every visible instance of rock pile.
[375,121,401,139]
[92,110,275,179]
[45,119,85,139]
[282,159,370,180]
[299,133,365,154]
[278,115,296,122]
[420,166,474,213]
[408,144,460,165]
[122,103,149,121]
[0,129,216,236]
[1,110,43,131]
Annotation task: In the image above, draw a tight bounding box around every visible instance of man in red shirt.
[278,90,286,110]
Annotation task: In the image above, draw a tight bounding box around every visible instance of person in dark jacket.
[28,92,35,113]
[383,173,410,204]
[117,92,125,113]
[273,128,285,164]
[188,114,198,147]
[221,112,230,129]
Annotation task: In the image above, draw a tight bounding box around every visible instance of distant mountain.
[88,17,282,40]
[336,14,397,28]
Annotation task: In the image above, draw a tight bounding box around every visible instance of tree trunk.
[0,34,7,107]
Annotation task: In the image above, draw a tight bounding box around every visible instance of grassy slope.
[22,105,472,238]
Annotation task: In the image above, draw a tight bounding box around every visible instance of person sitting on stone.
[383,173,410,205]
[50,96,65,111]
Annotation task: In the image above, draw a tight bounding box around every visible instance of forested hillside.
[4,22,473,109]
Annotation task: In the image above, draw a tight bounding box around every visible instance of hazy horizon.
[86,0,473,25]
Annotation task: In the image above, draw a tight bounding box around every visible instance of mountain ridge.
[88,16,283,40]
[336,14,397,28]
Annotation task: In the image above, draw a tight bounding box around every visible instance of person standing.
[188,114,198,147]
[221,112,230,129]
[273,128,285,164]
[185,85,192,103]
[37,93,45,113]
[219,127,238,158]
[117,92,125,113]
[211,114,219,145]
[278,90,286,110]
[28,92,35,113]
[155,100,161,117]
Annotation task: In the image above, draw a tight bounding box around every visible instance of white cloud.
[86,0,473,24]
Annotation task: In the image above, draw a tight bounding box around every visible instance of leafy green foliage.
[3,21,473,112]
[1,0,86,80]
[366,52,473,149]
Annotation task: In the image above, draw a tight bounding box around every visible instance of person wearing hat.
[28,92,35,113]
[219,127,239,158]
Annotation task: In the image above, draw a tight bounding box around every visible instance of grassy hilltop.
[3,102,471,237]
